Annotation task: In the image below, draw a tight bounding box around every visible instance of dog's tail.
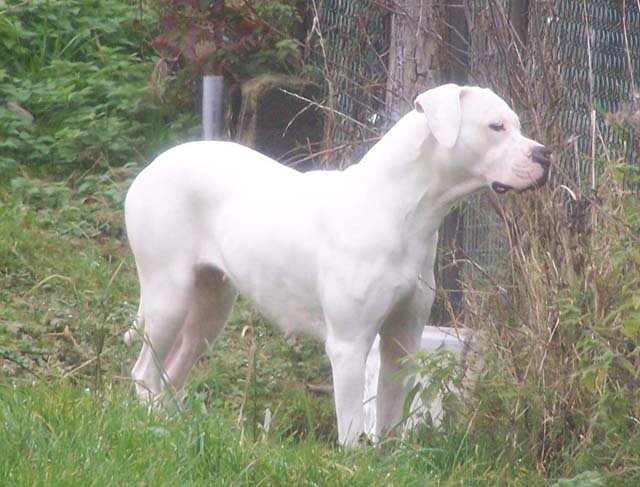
[123,301,145,346]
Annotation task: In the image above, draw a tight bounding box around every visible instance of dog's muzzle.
[492,145,552,194]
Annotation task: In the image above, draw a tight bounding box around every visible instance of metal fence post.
[203,75,225,140]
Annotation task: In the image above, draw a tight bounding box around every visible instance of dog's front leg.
[325,333,372,446]
[376,283,435,438]
[375,320,424,437]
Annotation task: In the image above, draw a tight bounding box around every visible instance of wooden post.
[510,0,529,47]
[385,1,442,120]
[385,1,469,325]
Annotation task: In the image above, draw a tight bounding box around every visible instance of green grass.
[0,168,553,487]
[1,2,637,484]
[1,169,617,487]
[0,379,553,487]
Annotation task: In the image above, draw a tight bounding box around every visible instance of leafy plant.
[149,0,303,81]
[449,140,640,483]
[0,0,196,176]
[400,349,467,428]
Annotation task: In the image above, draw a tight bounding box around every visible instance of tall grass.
[454,161,639,480]
[1,378,556,487]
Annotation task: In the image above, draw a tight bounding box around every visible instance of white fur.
[124,84,549,445]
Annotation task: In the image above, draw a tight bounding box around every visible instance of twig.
[278,88,377,134]
[0,350,44,381]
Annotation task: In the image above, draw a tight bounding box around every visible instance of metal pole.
[202,75,224,140]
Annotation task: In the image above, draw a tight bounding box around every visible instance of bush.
[149,0,303,80]
[454,150,640,480]
[0,0,195,176]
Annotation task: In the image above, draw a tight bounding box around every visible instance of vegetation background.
[1,1,638,486]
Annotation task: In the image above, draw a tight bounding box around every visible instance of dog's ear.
[414,84,462,149]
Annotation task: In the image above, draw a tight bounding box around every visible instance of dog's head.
[414,84,551,193]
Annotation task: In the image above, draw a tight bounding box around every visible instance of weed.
[0,0,198,178]
[443,148,640,484]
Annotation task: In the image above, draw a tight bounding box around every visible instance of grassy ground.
[3,114,635,487]
[7,159,635,487]
[0,379,543,487]
[2,164,634,487]
[0,164,564,487]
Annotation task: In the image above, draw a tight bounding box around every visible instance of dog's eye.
[489,123,506,132]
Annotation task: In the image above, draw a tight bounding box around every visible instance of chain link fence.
[460,0,639,273]
[312,0,639,285]
[314,0,389,167]
[553,0,640,185]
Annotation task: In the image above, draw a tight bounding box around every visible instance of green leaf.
[622,316,640,341]
[550,471,605,487]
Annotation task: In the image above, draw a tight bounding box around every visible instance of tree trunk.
[385,0,443,120]
[385,1,470,324]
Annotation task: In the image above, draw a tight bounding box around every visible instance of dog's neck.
[352,110,485,237]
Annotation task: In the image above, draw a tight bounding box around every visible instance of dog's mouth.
[491,182,513,194]
[491,170,549,194]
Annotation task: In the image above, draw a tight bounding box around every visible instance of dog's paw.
[123,328,139,346]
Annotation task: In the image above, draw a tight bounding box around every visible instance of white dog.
[123,84,551,446]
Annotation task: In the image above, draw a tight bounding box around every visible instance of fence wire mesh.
[460,0,639,275]
[312,0,639,279]
[553,0,640,186]
[315,0,389,167]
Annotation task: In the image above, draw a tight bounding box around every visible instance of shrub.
[149,0,303,80]
[0,0,194,176]
[455,147,640,479]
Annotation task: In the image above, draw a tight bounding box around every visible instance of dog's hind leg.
[163,266,238,393]
[130,277,192,403]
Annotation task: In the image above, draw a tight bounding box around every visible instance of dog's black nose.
[531,145,552,168]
